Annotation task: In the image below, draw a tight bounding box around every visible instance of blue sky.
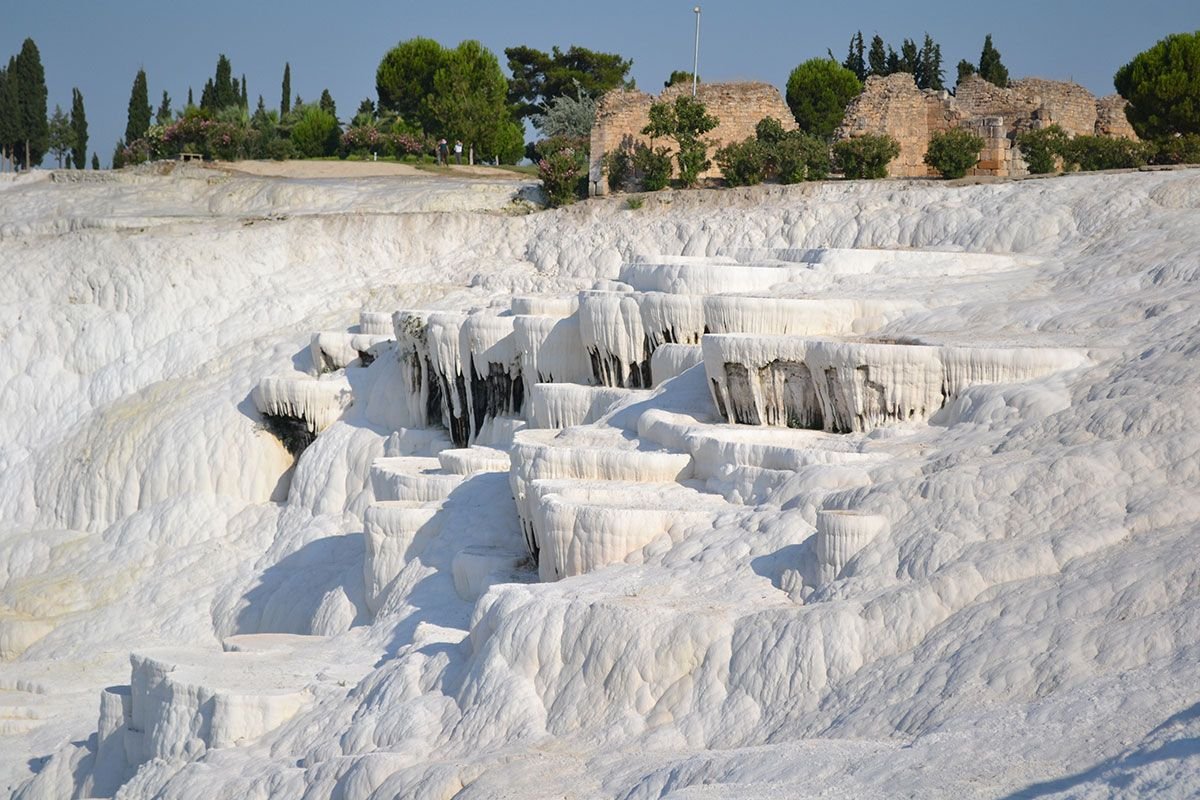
[4,0,1197,167]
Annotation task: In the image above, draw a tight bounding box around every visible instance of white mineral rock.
[815,510,890,584]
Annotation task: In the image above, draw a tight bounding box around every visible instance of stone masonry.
[588,82,794,195]
[837,73,1138,178]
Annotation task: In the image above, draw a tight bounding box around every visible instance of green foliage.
[125,69,151,146]
[665,70,696,88]
[842,32,866,81]
[13,38,48,167]
[70,88,87,169]
[376,37,446,129]
[1151,133,1200,165]
[91,152,99,170]
[899,39,919,74]
[775,133,831,183]
[755,117,785,144]
[506,44,632,121]
[428,40,525,163]
[1061,135,1153,171]
[1113,31,1200,139]
[290,105,340,157]
[1016,125,1070,174]
[868,35,887,76]
[833,134,900,178]
[916,34,944,91]
[240,75,248,109]
[0,67,16,164]
[48,104,71,167]
[924,128,983,178]
[281,63,291,115]
[319,89,337,121]
[633,143,672,191]
[716,138,768,186]
[642,94,718,187]
[624,196,644,210]
[785,58,862,140]
[213,55,237,110]
[957,59,976,85]
[978,34,1009,88]
[531,91,596,139]
[536,136,588,206]
[604,146,633,191]
[156,90,172,126]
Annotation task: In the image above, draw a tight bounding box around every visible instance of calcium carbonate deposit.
[2,163,1200,799]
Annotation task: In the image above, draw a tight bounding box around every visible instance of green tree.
[91,152,99,170]
[376,37,446,130]
[187,87,194,107]
[924,127,983,178]
[833,134,900,178]
[240,75,248,109]
[428,40,525,162]
[213,54,237,110]
[319,88,337,121]
[665,70,695,88]
[1114,31,1200,139]
[281,62,291,115]
[899,39,919,74]
[957,59,976,85]
[155,90,172,125]
[916,34,944,90]
[0,66,18,170]
[125,68,151,145]
[48,104,71,167]
[978,34,1009,88]
[886,47,901,75]
[71,88,88,169]
[532,92,596,139]
[642,94,718,187]
[13,38,49,168]
[289,104,339,157]
[843,32,867,81]
[506,44,633,121]
[868,35,887,76]
[786,58,863,140]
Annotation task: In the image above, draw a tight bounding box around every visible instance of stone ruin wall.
[838,73,1138,179]
[589,82,795,195]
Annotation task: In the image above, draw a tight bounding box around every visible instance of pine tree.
[978,34,1009,88]
[91,152,99,170]
[200,79,215,110]
[240,75,248,109]
[885,47,900,75]
[868,35,887,76]
[125,68,151,144]
[70,87,87,169]
[48,104,71,167]
[842,31,866,81]
[281,63,291,115]
[319,88,337,121]
[13,38,49,168]
[156,90,172,125]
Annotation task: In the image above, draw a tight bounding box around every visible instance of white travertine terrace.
[368,456,463,502]
[437,447,511,475]
[358,311,396,336]
[513,314,593,398]
[451,546,528,601]
[309,331,390,372]
[620,262,805,295]
[460,314,524,440]
[526,383,647,429]
[425,312,471,446]
[637,292,706,349]
[650,343,704,386]
[252,374,352,434]
[363,501,444,613]
[815,510,890,584]
[577,291,651,388]
[701,296,919,337]
[510,295,579,317]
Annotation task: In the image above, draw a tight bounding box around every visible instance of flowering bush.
[537,136,588,206]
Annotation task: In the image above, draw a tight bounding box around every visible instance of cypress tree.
[155,90,172,125]
[899,39,919,75]
[868,35,887,76]
[125,69,151,144]
[842,32,866,82]
[281,63,291,115]
[14,38,49,168]
[70,87,88,169]
[0,65,15,170]
[916,34,944,90]
[885,47,900,75]
[979,34,1009,88]
[200,79,215,110]
[214,55,236,109]
[187,86,193,107]
[92,152,99,170]
[319,88,336,120]
[240,75,248,109]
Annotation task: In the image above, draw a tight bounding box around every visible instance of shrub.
[642,95,718,188]
[785,58,863,139]
[266,137,296,161]
[833,134,900,178]
[716,138,768,186]
[1113,31,1200,139]
[924,128,984,178]
[290,105,339,158]
[625,196,644,210]
[604,146,633,192]
[776,133,831,183]
[537,136,588,207]
[633,144,673,191]
[1151,133,1200,165]
[755,117,786,145]
[1061,135,1153,171]
[1016,125,1070,174]
[340,125,387,158]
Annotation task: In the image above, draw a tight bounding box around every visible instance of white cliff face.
[3,166,1200,800]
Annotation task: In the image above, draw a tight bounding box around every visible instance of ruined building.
[836,73,1138,178]
[588,82,794,195]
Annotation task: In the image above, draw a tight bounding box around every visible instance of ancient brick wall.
[836,74,952,177]
[588,82,794,195]
[1096,95,1139,140]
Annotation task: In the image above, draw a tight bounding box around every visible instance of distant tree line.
[0,39,90,172]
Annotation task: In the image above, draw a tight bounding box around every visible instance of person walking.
[437,138,449,166]
[454,140,463,165]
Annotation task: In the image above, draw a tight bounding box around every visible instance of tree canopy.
[376,37,446,130]
[978,34,1009,87]
[1114,31,1200,139]
[429,40,524,162]
[11,38,48,167]
[506,45,632,121]
[786,58,862,140]
[125,69,151,145]
[70,88,88,169]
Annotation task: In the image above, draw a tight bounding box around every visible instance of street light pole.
[692,6,701,97]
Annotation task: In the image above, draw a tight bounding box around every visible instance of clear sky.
[4,0,1198,167]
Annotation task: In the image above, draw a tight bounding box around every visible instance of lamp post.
[692,6,701,97]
